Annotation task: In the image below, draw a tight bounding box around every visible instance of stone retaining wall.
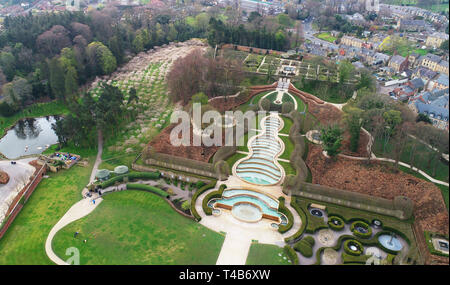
[291,182,406,220]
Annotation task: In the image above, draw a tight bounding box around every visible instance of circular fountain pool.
[231,203,263,223]
[310,208,324,217]
[378,234,403,251]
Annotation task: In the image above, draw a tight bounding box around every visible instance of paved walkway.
[46,129,104,265]
[45,195,102,265]
[195,179,302,265]
[89,130,103,184]
[216,232,252,265]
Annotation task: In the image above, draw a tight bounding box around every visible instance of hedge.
[343,239,364,256]
[126,183,169,198]
[303,236,315,246]
[212,146,237,165]
[99,171,161,188]
[424,231,449,258]
[328,216,345,231]
[190,180,217,221]
[294,238,314,258]
[350,221,372,239]
[342,252,370,264]
[202,184,227,215]
[283,245,299,265]
[278,197,294,234]
[284,197,308,243]
[282,112,309,194]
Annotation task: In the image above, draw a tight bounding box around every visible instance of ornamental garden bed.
[306,144,449,259]
[0,171,9,184]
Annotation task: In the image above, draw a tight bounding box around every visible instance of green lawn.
[0,100,69,138]
[51,190,225,264]
[280,116,293,134]
[293,80,353,104]
[315,32,337,43]
[280,135,294,160]
[245,243,292,265]
[0,149,95,264]
[238,90,272,113]
[279,160,296,176]
[225,152,247,172]
[373,135,449,183]
[99,153,138,170]
[380,0,449,12]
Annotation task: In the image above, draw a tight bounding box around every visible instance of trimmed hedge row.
[282,111,309,194]
[99,171,161,188]
[293,236,315,258]
[212,146,237,165]
[278,197,294,234]
[283,245,299,265]
[341,252,370,264]
[202,184,227,215]
[284,196,308,243]
[126,183,169,198]
[190,180,217,221]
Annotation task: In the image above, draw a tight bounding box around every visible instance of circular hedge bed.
[343,239,363,256]
[328,216,345,231]
[351,221,372,239]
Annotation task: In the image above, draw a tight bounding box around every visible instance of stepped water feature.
[234,114,285,185]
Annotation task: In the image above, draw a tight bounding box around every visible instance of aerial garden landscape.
[0,5,448,267]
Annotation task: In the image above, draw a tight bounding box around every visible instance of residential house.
[341,36,364,49]
[409,88,449,130]
[393,77,424,99]
[408,52,421,68]
[388,54,408,73]
[425,32,449,49]
[412,66,438,90]
[429,73,449,91]
[397,19,427,32]
[418,54,449,76]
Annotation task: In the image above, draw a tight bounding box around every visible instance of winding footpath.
[45,130,104,265]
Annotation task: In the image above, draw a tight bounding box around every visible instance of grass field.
[225,152,247,172]
[315,32,337,43]
[280,116,293,134]
[280,135,294,161]
[294,80,353,104]
[380,0,449,12]
[373,135,449,183]
[51,190,225,265]
[0,100,69,138]
[279,160,296,176]
[246,243,292,265]
[0,147,95,264]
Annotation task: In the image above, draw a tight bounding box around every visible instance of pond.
[0,116,60,159]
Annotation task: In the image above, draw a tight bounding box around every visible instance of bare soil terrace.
[306,144,449,242]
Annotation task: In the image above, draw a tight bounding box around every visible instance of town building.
[388,54,409,73]
[418,54,449,76]
[409,88,449,130]
[426,32,449,49]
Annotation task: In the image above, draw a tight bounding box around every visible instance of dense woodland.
[0,6,300,117]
